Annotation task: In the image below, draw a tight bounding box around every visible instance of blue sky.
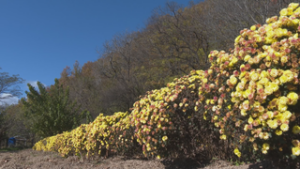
[0,0,197,104]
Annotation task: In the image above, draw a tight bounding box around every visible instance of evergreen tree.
[21,78,86,138]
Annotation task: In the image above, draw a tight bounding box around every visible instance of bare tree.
[146,1,211,72]
[201,0,299,50]
[95,32,151,111]
[0,68,24,104]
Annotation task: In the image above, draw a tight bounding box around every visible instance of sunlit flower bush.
[33,2,300,165]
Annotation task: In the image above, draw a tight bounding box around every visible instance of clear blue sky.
[0,0,198,104]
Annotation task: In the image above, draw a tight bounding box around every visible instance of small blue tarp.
[8,137,16,146]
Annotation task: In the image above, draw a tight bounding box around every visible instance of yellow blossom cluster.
[34,112,129,157]
[33,69,206,158]
[119,69,206,157]
[203,2,300,158]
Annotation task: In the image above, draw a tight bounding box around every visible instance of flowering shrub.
[34,3,300,165]
[34,112,129,157]
[204,2,300,160]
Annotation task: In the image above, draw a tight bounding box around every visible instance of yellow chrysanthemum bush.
[33,131,73,156]
[200,2,300,165]
[130,69,240,161]
[109,113,140,156]
[33,2,300,166]
[33,69,228,161]
[129,72,222,160]
[34,112,130,158]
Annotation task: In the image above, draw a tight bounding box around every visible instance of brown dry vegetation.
[0,149,280,169]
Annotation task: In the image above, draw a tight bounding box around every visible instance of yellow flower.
[244,55,251,62]
[157,123,162,128]
[242,100,250,110]
[242,90,251,99]
[259,132,269,140]
[205,99,210,105]
[251,102,259,108]
[278,104,288,112]
[162,136,168,142]
[231,97,239,103]
[269,83,279,92]
[258,78,269,85]
[288,3,299,10]
[235,35,241,43]
[280,8,288,16]
[241,109,247,116]
[284,70,294,82]
[282,111,292,120]
[292,125,300,134]
[256,84,263,91]
[287,92,298,105]
[279,75,288,84]
[239,71,246,79]
[255,35,262,42]
[214,115,218,120]
[262,149,268,154]
[280,123,289,132]
[220,134,227,140]
[295,7,300,14]
[279,96,288,105]
[262,143,270,150]
[250,73,259,81]
[275,129,282,136]
[248,117,254,124]
[270,69,278,77]
[292,147,300,156]
[261,143,270,154]
[275,113,284,121]
[156,155,161,159]
[250,25,256,31]
[229,75,238,85]
[260,70,269,78]
[267,120,278,129]
[234,148,241,158]
[230,57,238,65]
[265,86,273,95]
[267,111,274,119]
[281,56,288,63]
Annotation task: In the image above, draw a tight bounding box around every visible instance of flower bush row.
[33,3,300,164]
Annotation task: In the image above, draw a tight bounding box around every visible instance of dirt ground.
[0,149,278,169]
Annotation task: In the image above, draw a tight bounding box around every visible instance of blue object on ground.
[8,137,16,146]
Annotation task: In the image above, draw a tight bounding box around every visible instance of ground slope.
[0,149,278,169]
